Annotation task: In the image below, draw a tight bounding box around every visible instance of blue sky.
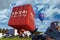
[0,0,60,32]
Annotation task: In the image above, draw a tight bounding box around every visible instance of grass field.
[0,37,32,40]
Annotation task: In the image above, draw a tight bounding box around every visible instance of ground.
[0,37,32,40]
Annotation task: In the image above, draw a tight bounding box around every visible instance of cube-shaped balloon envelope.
[8,4,35,32]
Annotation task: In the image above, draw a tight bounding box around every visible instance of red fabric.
[8,4,35,32]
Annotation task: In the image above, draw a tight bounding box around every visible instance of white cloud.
[1,20,8,23]
[10,0,35,8]
[37,5,45,11]
[0,9,11,29]
[0,9,11,24]
[0,15,8,19]
[58,9,60,14]
[35,18,49,32]
[0,0,20,10]
[39,0,60,5]
[0,25,13,29]
[0,9,7,13]
[0,9,11,15]
[43,6,58,18]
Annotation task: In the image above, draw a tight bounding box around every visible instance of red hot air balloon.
[8,4,35,33]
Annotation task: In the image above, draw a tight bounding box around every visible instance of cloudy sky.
[0,0,60,32]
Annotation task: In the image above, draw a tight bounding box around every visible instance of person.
[58,26,60,32]
[19,31,23,38]
[18,29,25,38]
[46,36,55,40]
[57,23,60,32]
[23,30,31,38]
[50,21,60,32]
[50,21,59,30]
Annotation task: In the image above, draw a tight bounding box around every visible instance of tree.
[0,28,2,33]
